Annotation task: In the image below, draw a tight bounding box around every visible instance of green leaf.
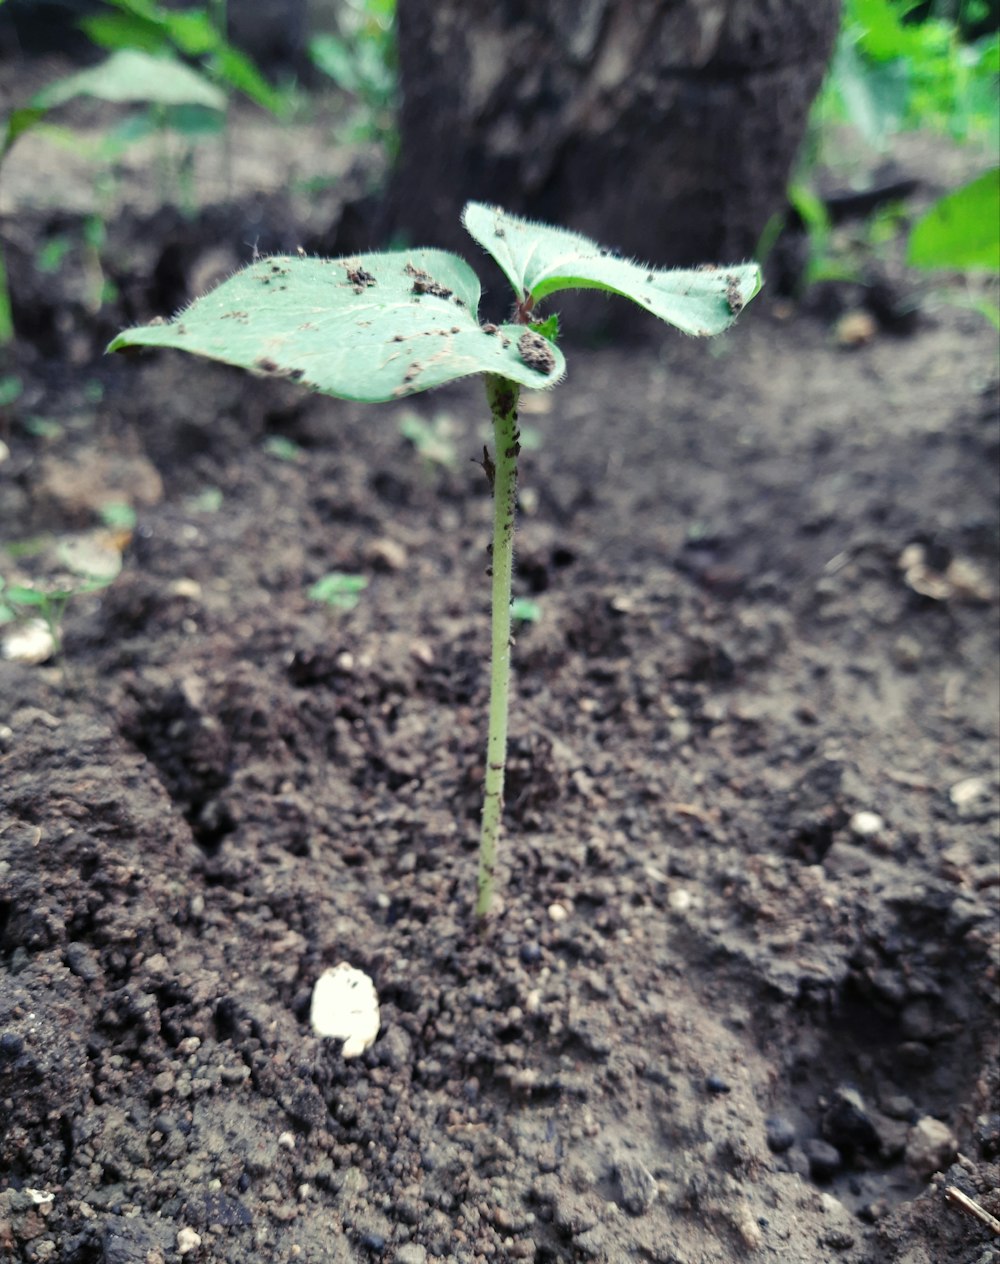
[162,9,221,57]
[34,49,226,112]
[309,34,362,93]
[263,435,304,463]
[108,249,567,400]
[308,572,368,611]
[2,106,47,162]
[529,313,560,343]
[3,585,49,607]
[462,203,761,336]
[510,597,541,623]
[79,11,170,54]
[208,45,285,114]
[907,168,1000,272]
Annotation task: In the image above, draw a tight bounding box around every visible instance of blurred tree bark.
[383,0,841,280]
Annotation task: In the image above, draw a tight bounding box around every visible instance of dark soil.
[1,99,999,1264]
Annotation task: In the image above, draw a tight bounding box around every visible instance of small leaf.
[263,435,304,463]
[79,11,169,55]
[2,106,48,162]
[3,585,49,607]
[308,572,368,611]
[529,313,560,343]
[34,49,226,112]
[208,45,286,115]
[907,168,1000,272]
[462,202,761,336]
[510,597,541,623]
[108,249,567,400]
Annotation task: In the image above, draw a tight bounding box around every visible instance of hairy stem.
[476,374,521,919]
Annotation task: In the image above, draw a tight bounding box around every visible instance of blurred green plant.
[763,1,999,307]
[263,435,305,463]
[816,0,999,149]
[510,597,542,624]
[0,0,286,344]
[908,165,1000,268]
[83,0,287,115]
[309,0,398,156]
[908,165,1000,323]
[308,572,368,612]
[1,535,122,661]
[399,411,459,471]
[0,48,225,344]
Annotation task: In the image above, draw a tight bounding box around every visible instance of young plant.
[109,203,761,917]
[0,48,225,345]
[308,572,368,612]
[0,572,117,662]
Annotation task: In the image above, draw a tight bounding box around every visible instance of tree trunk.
[384,0,840,298]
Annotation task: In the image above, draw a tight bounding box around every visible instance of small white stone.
[310,963,380,1058]
[1,619,56,664]
[170,578,202,599]
[949,777,988,807]
[176,1226,202,1255]
[547,903,568,923]
[906,1116,958,1178]
[278,1131,296,1151]
[849,811,884,839]
[668,888,693,912]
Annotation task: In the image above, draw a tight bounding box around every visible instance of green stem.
[0,243,14,346]
[476,374,521,919]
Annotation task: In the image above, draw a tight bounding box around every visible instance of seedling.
[308,572,368,612]
[0,573,117,661]
[510,597,541,625]
[263,434,305,463]
[109,202,761,917]
[399,412,460,472]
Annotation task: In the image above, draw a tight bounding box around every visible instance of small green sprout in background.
[185,486,224,514]
[308,572,368,613]
[308,0,398,156]
[1,571,118,662]
[1,531,124,665]
[98,501,139,532]
[263,435,305,463]
[0,375,22,408]
[110,202,760,919]
[399,411,460,471]
[510,598,541,625]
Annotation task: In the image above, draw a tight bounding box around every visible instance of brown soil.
[1,102,999,1264]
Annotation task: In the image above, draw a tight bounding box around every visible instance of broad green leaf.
[34,49,225,112]
[108,249,566,400]
[907,168,1000,271]
[462,202,761,336]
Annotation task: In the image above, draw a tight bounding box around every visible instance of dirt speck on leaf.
[518,330,556,375]
[404,261,453,299]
